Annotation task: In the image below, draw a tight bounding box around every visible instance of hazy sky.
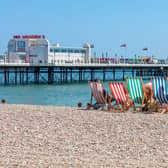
[0,0,168,58]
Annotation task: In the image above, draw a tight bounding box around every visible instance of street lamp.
[115,54,117,64]
[120,44,127,64]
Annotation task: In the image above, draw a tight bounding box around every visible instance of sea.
[0,83,96,107]
[0,72,150,107]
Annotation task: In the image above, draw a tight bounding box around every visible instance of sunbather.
[143,81,168,113]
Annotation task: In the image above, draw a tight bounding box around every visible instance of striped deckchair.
[88,81,108,110]
[126,77,146,111]
[108,82,129,111]
[151,77,168,112]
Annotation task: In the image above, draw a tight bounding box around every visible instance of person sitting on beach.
[95,79,114,103]
[143,82,153,100]
[1,99,6,104]
[143,82,168,113]
[87,79,114,110]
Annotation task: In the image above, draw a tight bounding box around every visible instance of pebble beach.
[0,104,168,167]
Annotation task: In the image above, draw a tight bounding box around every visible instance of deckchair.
[108,82,132,112]
[151,76,168,112]
[126,77,146,112]
[88,81,109,110]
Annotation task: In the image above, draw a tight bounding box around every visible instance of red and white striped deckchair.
[88,81,108,110]
[108,82,131,111]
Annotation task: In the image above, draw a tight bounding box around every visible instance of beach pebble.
[0,104,168,167]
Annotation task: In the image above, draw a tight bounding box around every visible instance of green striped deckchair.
[126,77,145,111]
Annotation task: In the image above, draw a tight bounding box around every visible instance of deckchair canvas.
[151,77,168,112]
[126,77,146,111]
[88,81,108,110]
[108,82,129,111]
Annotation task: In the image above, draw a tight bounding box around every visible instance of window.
[17,41,26,52]
[17,41,25,48]
[50,48,53,52]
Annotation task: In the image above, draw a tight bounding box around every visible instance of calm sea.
[0,71,149,107]
[0,71,124,107]
[0,83,97,107]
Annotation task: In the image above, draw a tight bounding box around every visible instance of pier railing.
[0,62,167,67]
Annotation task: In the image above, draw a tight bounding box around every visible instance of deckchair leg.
[108,95,112,111]
[90,93,93,105]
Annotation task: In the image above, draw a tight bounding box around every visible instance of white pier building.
[7,35,93,64]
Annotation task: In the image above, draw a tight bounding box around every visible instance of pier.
[0,63,167,85]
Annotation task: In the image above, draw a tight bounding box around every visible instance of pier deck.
[0,63,167,85]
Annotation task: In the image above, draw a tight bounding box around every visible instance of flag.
[120,44,127,47]
[143,47,148,51]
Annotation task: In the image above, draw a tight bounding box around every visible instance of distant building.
[8,35,93,64]
[8,35,49,63]
[48,43,93,64]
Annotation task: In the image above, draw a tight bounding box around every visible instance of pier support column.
[83,70,85,81]
[19,68,22,84]
[4,68,9,85]
[123,69,125,81]
[48,67,54,84]
[15,67,17,85]
[34,67,40,84]
[8,70,9,84]
[79,68,82,82]
[4,68,7,85]
[91,69,95,81]
[70,68,72,83]
[113,68,115,81]
[103,68,106,81]
[91,69,93,81]
[65,68,68,82]
[140,69,143,76]
[62,68,65,82]
[78,69,80,82]
[26,68,28,84]
[22,68,24,84]
[60,67,63,83]
[132,69,134,77]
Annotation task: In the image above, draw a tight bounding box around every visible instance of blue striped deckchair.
[126,77,146,111]
[152,77,168,104]
[88,81,108,110]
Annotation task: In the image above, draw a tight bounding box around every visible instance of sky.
[0,0,168,59]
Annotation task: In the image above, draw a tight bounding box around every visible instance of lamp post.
[106,52,108,64]
[120,44,127,64]
[94,52,96,64]
[115,53,117,64]
[134,54,137,64]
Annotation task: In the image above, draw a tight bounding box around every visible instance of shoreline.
[0,104,168,167]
